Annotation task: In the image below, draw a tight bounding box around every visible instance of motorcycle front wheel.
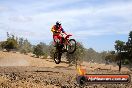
[67,39,76,54]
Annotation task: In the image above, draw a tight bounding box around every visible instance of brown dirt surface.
[0,51,132,88]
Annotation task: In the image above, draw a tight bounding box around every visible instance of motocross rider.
[51,21,67,47]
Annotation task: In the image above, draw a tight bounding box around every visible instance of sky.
[0,0,132,52]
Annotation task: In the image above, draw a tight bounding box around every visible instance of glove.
[55,31,60,33]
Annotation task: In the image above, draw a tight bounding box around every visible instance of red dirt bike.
[54,33,76,64]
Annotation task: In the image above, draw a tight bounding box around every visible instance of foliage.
[115,40,125,52]
[43,53,48,59]
[0,32,32,53]
[33,42,48,58]
[49,41,56,59]
[83,48,109,63]
[18,38,32,54]
[123,59,129,65]
[105,54,117,62]
[1,33,18,51]
[0,42,3,50]
[66,42,85,65]
[114,31,132,64]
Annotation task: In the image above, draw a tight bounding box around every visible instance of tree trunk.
[119,51,121,72]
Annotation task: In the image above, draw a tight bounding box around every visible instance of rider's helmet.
[56,21,61,26]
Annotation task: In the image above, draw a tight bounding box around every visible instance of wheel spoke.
[67,39,76,54]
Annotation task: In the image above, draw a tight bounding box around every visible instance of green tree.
[114,40,125,71]
[126,31,132,58]
[1,33,18,51]
[129,31,132,39]
[66,42,85,67]
[115,40,125,52]
[17,37,32,54]
[18,37,24,49]
[39,42,48,53]
[39,42,48,58]
[33,42,48,58]
[0,42,3,50]
[49,41,56,59]
[83,48,107,63]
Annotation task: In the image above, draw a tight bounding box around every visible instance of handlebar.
[65,34,72,39]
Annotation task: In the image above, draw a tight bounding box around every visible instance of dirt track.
[0,51,132,88]
[0,66,77,88]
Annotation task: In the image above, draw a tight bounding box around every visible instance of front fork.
[63,39,71,51]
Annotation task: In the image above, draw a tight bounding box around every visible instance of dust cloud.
[0,57,29,66]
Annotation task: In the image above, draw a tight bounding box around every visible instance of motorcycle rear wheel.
[54,52,62,64]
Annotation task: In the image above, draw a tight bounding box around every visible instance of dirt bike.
[54,33,76,64]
